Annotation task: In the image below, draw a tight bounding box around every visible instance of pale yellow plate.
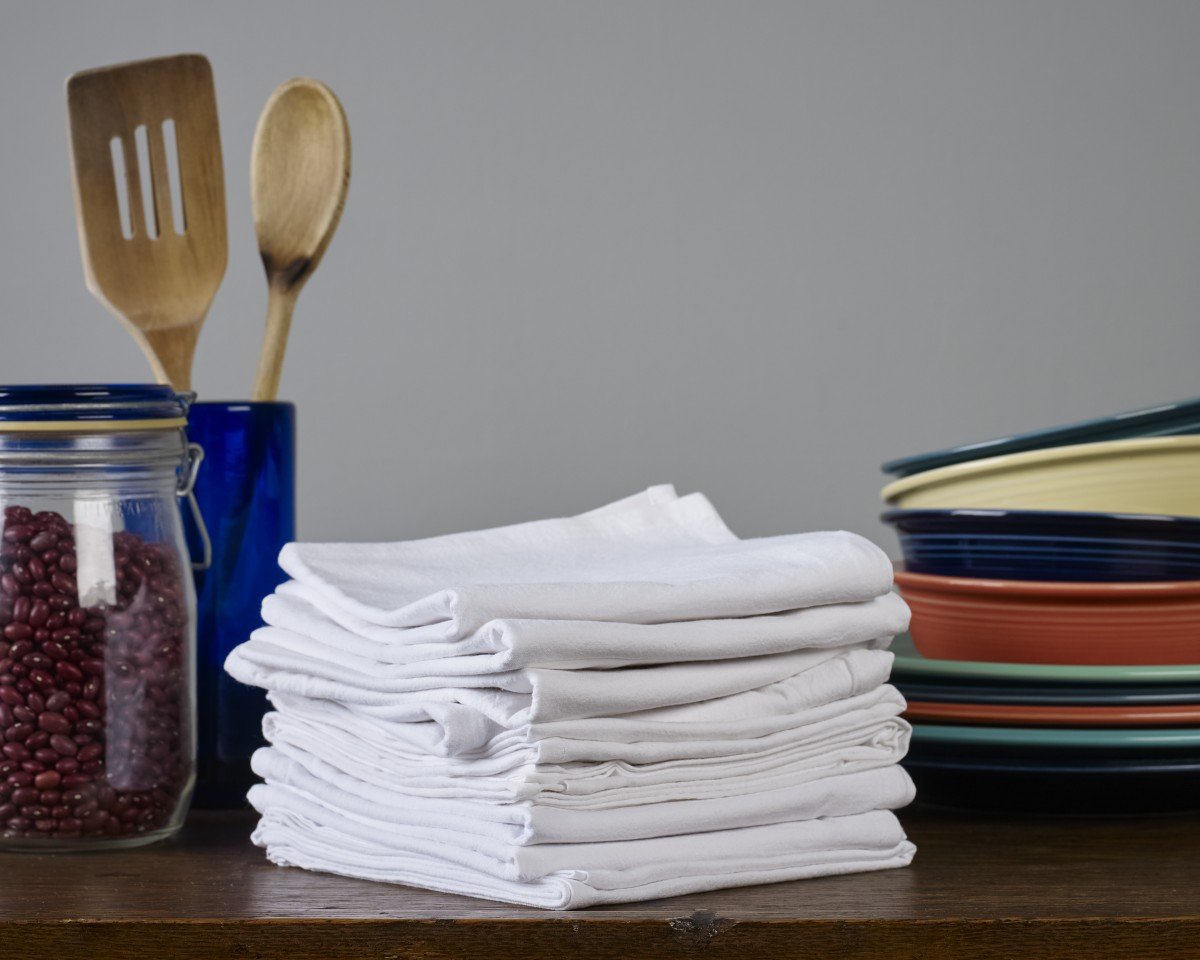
[881,436,1200,516]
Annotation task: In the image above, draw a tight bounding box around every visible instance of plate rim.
[881,396,1200,477]
[881,435,1200,504]
[910,722,1200,747]
[891,636,1200,683]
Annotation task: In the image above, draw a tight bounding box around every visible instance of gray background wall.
[2,1,1197,547]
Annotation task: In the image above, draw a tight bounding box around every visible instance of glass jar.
[0,385,199,848]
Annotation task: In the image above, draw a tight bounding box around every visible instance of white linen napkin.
[249,756,916,844]
[250,802,916,909]
[260,691,909,806]
[276,486,897,639]
[225,622,904,722]
[259,588,910,670]
[258,647,899,766]
[239,649,901,757]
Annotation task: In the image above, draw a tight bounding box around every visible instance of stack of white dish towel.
[225,486,916,909]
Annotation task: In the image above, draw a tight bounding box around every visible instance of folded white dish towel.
[260,683,910,805]
[258,588,909,670]
[227,620,903,717]
[236,645,900,757]
[251,801,916,909]
[252,752,915,844]
[276,485,897,641]
[257,646,900,761]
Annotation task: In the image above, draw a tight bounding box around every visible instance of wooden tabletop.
[1,805,1198,959]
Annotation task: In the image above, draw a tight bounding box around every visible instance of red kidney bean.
[27,600,48,628]
[28,670,54,690]
[28,531,56,553]
[5,722,33,742]
[10,787,36,806]
[37,712,69,735]
[55,662,83,684]
[33,770,59,790]
[48,734,77,756]
[1,743,29,761]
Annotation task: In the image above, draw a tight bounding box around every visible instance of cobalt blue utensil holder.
[186,401,295,807]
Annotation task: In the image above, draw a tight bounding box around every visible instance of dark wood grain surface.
[1,804,1198,959]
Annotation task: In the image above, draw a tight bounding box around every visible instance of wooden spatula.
[67,54,227,391]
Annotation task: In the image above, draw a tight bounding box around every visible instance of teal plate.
[891,633,1200,685]
[912,723,1200,749]
[881,395,1200,477]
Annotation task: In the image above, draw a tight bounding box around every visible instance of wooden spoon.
[67,54,227,391]
[250,79,351,401]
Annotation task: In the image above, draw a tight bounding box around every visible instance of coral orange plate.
[894,569,1200,665]
[903,699,1200,727]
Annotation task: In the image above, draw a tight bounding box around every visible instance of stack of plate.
[881,397,1200,813]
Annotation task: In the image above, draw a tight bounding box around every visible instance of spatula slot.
[161,119,186,235]
[133,124,159,239]
[108,137,134,241]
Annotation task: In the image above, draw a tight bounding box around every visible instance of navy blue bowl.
[882,395,1200,478]
[883,508,1200,582]
[903,754,1200,815]
[895,680,1200,706]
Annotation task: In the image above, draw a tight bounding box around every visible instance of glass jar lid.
[0,384,190,430]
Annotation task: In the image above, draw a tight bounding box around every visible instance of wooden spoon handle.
[252,285,299,402]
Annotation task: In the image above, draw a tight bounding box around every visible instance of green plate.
[912,723,1200,749]
[891,633,1200,684]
